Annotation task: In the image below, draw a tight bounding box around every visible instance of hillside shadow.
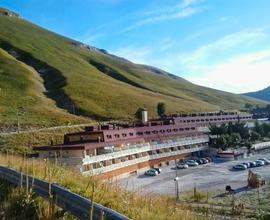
[0,40,112,120]
[88,59,149,90]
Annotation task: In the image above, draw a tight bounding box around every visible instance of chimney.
[142,110,148,124]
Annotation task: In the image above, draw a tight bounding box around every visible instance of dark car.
[153,167,162,174]
[241,162,250,168]
[195,159,204,165]
[201,158,208,164]
[249,161,256,167]
[144,169,158,176]
[205,157,212,162]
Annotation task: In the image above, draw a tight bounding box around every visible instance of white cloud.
[188,50,270,93]
[180,28,266,67]
[123,0,205,32]
[111,28,270,94]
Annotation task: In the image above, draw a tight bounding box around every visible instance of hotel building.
[34,111,252,179]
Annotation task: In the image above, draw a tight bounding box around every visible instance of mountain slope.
[243,86,270,101]
[0,8,267,128]
[0,48,88,130]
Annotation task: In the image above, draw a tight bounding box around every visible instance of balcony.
[83,145,208,175]
[82,135,209,164]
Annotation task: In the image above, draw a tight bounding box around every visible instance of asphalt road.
[116,152,270,195]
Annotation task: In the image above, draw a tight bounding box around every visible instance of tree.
[253,121,264,137]
[209,123,227,137]
[216,135,227,150]
[266,104,270,112]
[245,103,253,111]
[157,102,166,117]
[250,130,261,142]
[135,107,146,120]
[228,133,241,148]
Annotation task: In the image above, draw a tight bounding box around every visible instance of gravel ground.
[116,152,270,195]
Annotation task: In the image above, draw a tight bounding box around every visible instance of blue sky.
[1,0,270,93]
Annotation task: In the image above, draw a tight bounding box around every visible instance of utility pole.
[16,110,20,133]
[16,107,26,133]
[174,176,179,201]
[72,103,76,115]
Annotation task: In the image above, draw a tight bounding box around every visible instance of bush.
[4,189,37,220]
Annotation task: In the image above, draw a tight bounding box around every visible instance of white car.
[233,164,247,170]
[255,160,265,166]
[144,169,158,176]
[176,163,188,169]
[186,160,199,166]
[258,158,270,165]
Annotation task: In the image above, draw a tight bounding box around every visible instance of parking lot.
[116,152,270,195]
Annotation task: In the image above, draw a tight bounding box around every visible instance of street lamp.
[174,176,179,201]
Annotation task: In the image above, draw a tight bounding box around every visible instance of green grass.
[0,48,90,130]
[0,11,267,129]
[0,154,205,220]
[0,126,85,154]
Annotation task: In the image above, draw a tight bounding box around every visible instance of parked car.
[176,163,188,169]
[153,167,162,174]
[205,157,212,162]
[145,169,158,176]
[186,160,199,166]
[195,159,204,165]
[258,158,270,165]
[249,161,257,167]
[241,162,250,168]
[233,164,247,170]
[201,158,208,164]
[255,160,265,166]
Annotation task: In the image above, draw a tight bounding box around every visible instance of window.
[137,132,143,136]
[114,134,120,138]
[191,127,196,130]
[122,133,127,137]
[173,129,178,132]
[86,149,90,155]
[166,129,171,132]
[129,132,134,136]
[185,127,190,131]
[106,135,112,139]
[152,130,158,134]
[84,164,89,171]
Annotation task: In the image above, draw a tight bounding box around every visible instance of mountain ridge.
[243,86,270,101]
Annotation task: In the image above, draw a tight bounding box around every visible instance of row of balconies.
[82,145,209,174]
[82,135,209,164]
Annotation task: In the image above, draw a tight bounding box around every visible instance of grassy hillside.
[243,86,270,101]
[0,9,267,128]
[0,48,89,131]
[0,154,202,220]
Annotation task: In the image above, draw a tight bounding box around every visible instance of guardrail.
[0,166,130,220]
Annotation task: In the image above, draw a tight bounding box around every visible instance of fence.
[0,166,130,220]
